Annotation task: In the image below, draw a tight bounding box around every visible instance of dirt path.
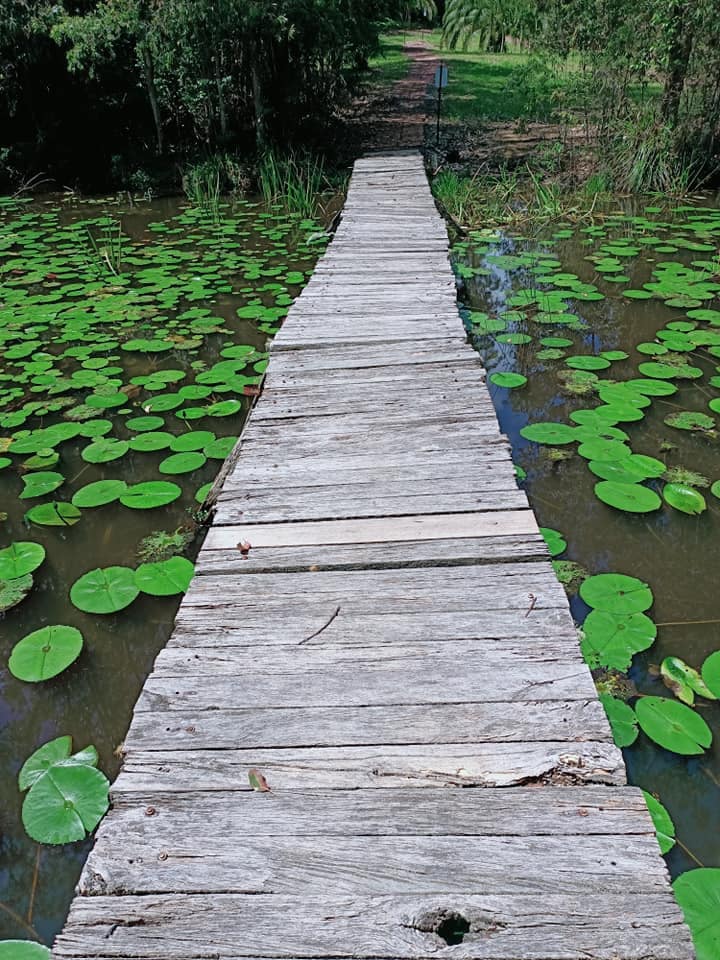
[341,40,439,155]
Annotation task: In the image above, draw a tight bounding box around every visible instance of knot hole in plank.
[413,909,471,945]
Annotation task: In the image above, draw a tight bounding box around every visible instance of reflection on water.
[0,193,322,943]
[456,205,720,878]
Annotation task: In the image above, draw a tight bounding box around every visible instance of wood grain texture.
[55,151,691,960]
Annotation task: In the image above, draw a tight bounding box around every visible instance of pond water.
[0,194,324,945]
[452,201,720,883]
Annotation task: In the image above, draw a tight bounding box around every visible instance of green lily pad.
[135,556,194,596]
[635,695,712,755]
[24,502,82,526]
[642,790,676,854]
[663,483,707,515]
[9,625,83,682]
[0,541,45,579]
[128,431,173,452]
[22,761,109,844]
[539,527,566,557]
[0,573,33,612]
[19,471,64,499]
[81,438,129,463]
[580,573,653,614]
[661,656,716,705]
[0,942,50,959]
[120,480,182,509]
[204,437,236,459]
[520,422,577,445]
[701,650,720,698]
[169,430,215,452]
[158,451,207,475]
[595,480,662,513]
[195,482,212,503]
[72,480,128,508]
[577,439,631,462]
[673,869,720,960]
[206,399,242,417]
[70,566,140,614]
[599,694,638,747]
[664,411,716,432]
[125,415,165,432]
[565,355,611,370]
[581,610,656,670]
[489,372,527,388]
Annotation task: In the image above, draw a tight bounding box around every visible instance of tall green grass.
[257,151,327,218]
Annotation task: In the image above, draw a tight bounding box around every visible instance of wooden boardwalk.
[54,153,693,960]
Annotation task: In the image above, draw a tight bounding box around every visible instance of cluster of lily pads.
[0,194,324,945]
[453,204,720,960]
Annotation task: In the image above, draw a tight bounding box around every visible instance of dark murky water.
[0,193,323,943]
[455,202,720,878]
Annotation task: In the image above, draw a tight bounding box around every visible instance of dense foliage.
[442,0,720,189]
[0,0,426,190]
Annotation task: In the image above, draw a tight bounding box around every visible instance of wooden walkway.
[54,153,693,960]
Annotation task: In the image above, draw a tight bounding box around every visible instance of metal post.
[436,62,443,149]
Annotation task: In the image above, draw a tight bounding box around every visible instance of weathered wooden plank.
[77,833,672,896]
[194,533,547,577]
[104,786,645,833]
[114,742,625,791]
[124,698,614,751]
[53,892,695,960]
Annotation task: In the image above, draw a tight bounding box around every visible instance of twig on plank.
[299,605,341,645]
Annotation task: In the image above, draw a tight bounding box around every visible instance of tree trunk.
[251,61,268,151]
[660,1,694,126]
[214,55,228,138]
[140,42,164,153]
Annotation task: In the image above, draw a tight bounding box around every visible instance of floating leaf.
[24,502,81,526]
[577,439,631,462]
[135,556,194,596]
[22,762,109,844]
[664,411,715,432]
[581,611,656,670]
[70,566,139,614]
[642,790,676,854]
[0,541,45,579]
[635,695,712,755]
[539,527,566,557]
[520,422,577,445]
[9,625,83,683]
[661,656,716,705]
[158,451,207,475]
[81,438,129,464]
[19,471,64,499]
[701,650,720,698]
[120,481,182,509]
[599,694,638,747]
[489,372,527,388]
[0,942,51,959]
[0,573,33,612]
[594,480,662,513]
[18,736,72,790]
[72,480,128,508]
[663,483,707,515]
[580,573,653,614]
[673,869,720,960]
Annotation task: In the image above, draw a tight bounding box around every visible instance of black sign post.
[434,63,448,149]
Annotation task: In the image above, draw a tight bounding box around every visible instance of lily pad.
[635,695,712,755]
[539,527,566,557]
[120,481,182,509]
[72,480,128,508]
[24,502,82,526]
[642,790,676,854]
[0,541,45,579]
[70,566,139,614]
[595,480,662,513]
[599,694,638,747]
[664,411,715,432]
[0,942,50,959]
[661,656,716,705]
[158,451,207,475]
[489,372,527,388]
[701,650,720,698]
[19,471,64,499]
[520,422,577,445]
[81,438,129,463]
[673,869,720,960]
[22,761,109,844]
[135,556,194,596]
[9,625,83,682]
[0,573,33,612]
[663,483,707,515]
[580,573,653,614]
[581,610,656,670]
